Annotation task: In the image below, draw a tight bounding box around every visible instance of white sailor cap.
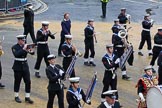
[158,27,162,32]
[26,2,32,7]
[144,65,153,71]
[47,54,56,60]
[16,35,26,40]
[65,34,72,39]
[144,14,150,17]
[41,21,50,26]
[121,8,126,11]
[88,19,94,22]
[106,44,114,48]
[114,19,119,22]
[102,90,117,99]
[69,77,80,83]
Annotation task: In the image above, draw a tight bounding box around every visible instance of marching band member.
[0,44,5,88]
[98,90,121,108]
[66,77,91,108]
[157,51,162,85]
[112,27,131,81]
[101,44,119,102]
[61,34,76,78]
[136,65,158,108]
[111,19,121,34]
[46,54,65,108]
[23,3,36,44]
[83,19,96,66]
[138,14,154,56]
[118,8,130,29]
[58,13,71,57]
[150,27,162,73]
[11,35,34,104]
[34,21,55,78]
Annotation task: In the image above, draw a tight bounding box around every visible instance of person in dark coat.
[111,19,121,34]
[23,3,36,43]
[34,21,55,78]
[100,0,109,18]
[112,27,131,81]
[98,90,121,108]
[58,13,71,56]
[84,19,96,66]
[118,8,130,29]
[0,44,5,88]
[61,35,76,78]
[157,51,162,85]
[138,14,154,56]
[11,35,34,104]
[66,77,91,108]
[46,54,65,108]
[150,27,162,73]
[101,44,119,102]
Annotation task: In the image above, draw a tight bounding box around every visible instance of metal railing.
[0,0,28,13]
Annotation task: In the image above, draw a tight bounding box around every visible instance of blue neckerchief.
[143,74,152,80]
[104,53,115,61]
[62,41,72,48]
[68,87,81,93]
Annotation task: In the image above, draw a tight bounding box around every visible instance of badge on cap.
[65,35,72,39]
[47,54,56,60]
[69,77,80,83]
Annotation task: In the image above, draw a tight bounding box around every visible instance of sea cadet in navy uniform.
[11,35,34,104]
[34,21,55,78]
[46,54,65,108]
[66,77,91,108]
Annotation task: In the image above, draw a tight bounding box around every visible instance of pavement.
[0,0,48,20]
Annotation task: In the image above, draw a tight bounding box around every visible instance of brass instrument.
[0,36,5,56]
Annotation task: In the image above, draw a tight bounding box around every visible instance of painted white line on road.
[123,0,149,4]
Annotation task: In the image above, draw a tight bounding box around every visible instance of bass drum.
[146,85,162,108]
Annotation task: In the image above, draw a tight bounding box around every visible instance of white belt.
[106,68,115,71]
[116,45,124,47]
[37,41,47,44]
[154,44,162,47]
[143,28,150,31]
[15,58,27,61]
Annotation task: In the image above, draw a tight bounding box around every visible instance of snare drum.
[146,85,162,108]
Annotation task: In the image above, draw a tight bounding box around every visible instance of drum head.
[146,86,162,108]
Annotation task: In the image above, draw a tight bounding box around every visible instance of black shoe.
[35,72,41,78]
[15,97,22,103]
[89,61,96,67]
[138,52,143,56]
[122,75,131,81]
[84,62,90,66]
[100,15,106,18]
[25,97,34,104]
[149,53,153,56]
[0,83,5,88]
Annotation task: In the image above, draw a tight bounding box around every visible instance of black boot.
[25,97,34,104]
[138,52,143,56]
[0,83,5,88]
[84,62,90,66]
[35,72,41,78]
[15,97,22,103]
[89,61,96,67]
[122,75,131,81]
